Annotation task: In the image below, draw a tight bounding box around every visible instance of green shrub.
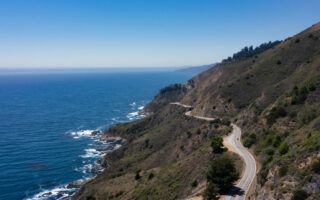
[291,85,310,105]
[210,136,223,153]
[135,170,141,180]
[264,148,275,156]
[191,180,198,188]
[311,159,320,174]
[203,182,219,200]
[186,131,192,138]
[243,134,257,148]
[279,165,288,177]
[266,106,287,125]
[148,172,155,180]
[221,118,231,126]
[289,111,297,118]
[307,82,316,91]
[301,132,320,152]
[115,191,124,198]
[258,165,269,185]
[299,107,317,124]
[206,154,239,193]
[279,142,289,155]
[272,135,282,147]
[291,189,309,200]
[159,83,186,94]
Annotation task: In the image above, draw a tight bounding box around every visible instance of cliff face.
[75,23,320,200]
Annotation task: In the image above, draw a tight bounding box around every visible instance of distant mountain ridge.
[176,63,216,74]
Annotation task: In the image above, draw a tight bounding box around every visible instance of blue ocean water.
[0,71,192,200]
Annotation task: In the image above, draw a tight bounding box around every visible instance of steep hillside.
[74,22,320,200]
[181,22,320,199]
[74,105,233,200]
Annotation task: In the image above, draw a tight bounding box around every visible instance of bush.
[186,131,192,138]
[210,136,223,153]
[203,182,219,200]
[279,142,289,155]
[191,180,198,188]
[307,82,316,91]
[272,135,282,147]
[292,189,309,200]
[311,159,320,174]
[266,106,287,125]
[211,118,221,124]
[279,165,288,177]
[258,165,269,185]
[221,118,231,126]
[299,107,317,124]
[243,134,257,148]
[135,170,141,180]
[115,191,124,198]
[159,83,186,94]
[264,148,275,156]
[206,155,239,193]
[148,172,155,180]
[291,85,310,105]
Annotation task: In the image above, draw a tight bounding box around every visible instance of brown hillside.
[74,22,320,200]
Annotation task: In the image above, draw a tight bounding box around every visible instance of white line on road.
[171,103,257,200]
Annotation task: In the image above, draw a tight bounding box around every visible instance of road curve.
[170,102,256,200]
[222,124,256,200]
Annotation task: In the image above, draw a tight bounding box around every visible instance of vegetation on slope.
[75,22,320,200]
[222,40,281,63]
[181,22,320,200]
[74,105,235,200]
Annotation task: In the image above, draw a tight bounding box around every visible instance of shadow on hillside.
[222,186,244,197]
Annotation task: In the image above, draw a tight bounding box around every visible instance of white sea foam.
[114,144,122,150]
[111,117,126,123]
[127,110,146,121]
[70,130,94,139]
[25,184,75,200]
[80,148,105,158]
[128,111,139,117]
[46,102,145,199]
[75,163,94,174]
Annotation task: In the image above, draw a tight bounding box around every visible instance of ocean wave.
[25,184,76,200]
[127,111,139,117]
[70,129,94,139]
[69,129,102,139]
[80,148,105,158]
[111,117,127,123]
[127,111,146,121]
[75,163,93,174]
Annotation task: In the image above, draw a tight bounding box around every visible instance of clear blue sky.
[0,0,319,68]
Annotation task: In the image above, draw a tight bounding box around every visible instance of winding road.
[170,102,257,200]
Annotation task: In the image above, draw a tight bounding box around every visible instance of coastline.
[26,104,146,200]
